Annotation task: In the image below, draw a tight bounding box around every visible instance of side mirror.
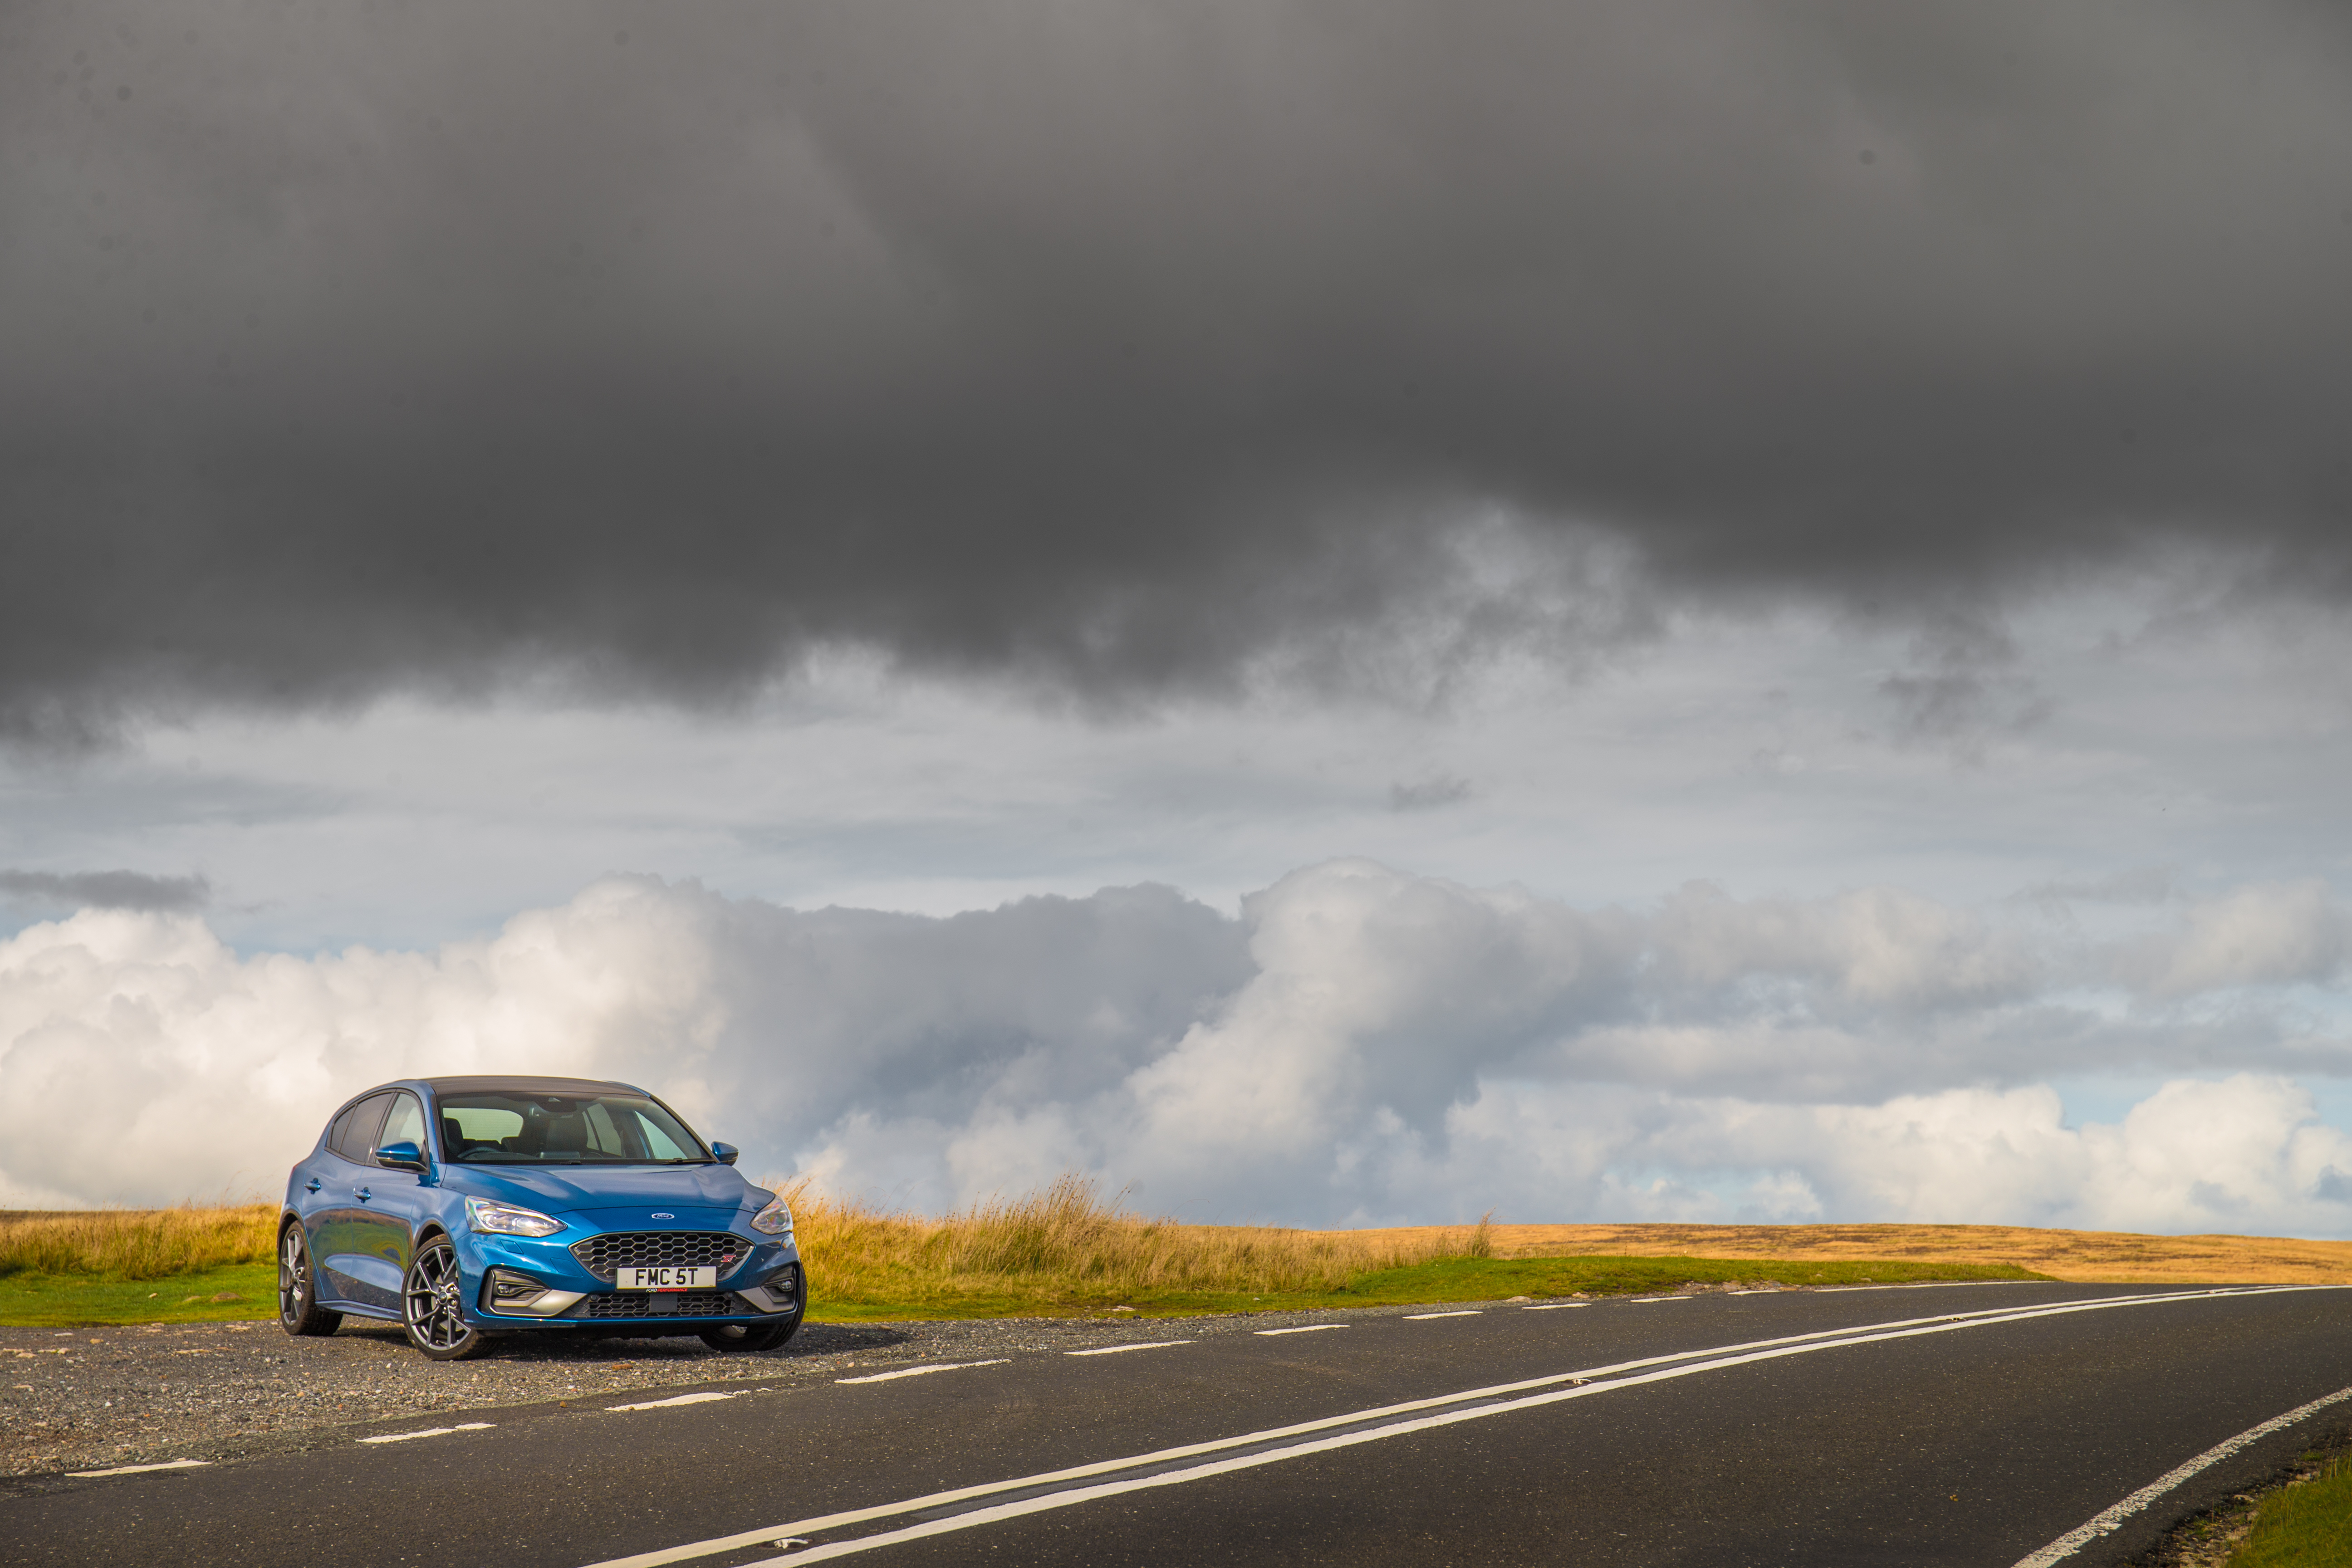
[373,1140,425,1171]
[710,1142,740,1166]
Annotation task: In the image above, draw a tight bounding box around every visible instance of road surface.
[7,1281,2350,1567]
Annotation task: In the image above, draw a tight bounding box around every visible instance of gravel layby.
[0,1302,1519,1482]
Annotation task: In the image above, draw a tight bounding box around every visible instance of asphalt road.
[6,1281,2351,1567]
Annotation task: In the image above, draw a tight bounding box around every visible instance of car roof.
[421,1075,646,1097]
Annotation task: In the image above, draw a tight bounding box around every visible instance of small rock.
[209,1293,244,1303]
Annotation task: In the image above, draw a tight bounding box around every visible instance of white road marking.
[358,1422,495,1445]
[1254,1323,1349,1336]
[836,1359,1008,1385]
[1630,1296,1692,1303]
[607,1392,750,1411]
[2009,1382,2352,1568]
[1403,1311,1482,1320]
[1521,1303,1588,1310]
[67,1459,211,1478]
[738,1288,2330,1564]
[1067,1341,1192,1357]
[578,1285,2312,1568]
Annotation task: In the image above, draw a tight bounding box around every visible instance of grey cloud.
[0,867,209,911]
[5,1,2352,739]
[2011,866,2177,911]
[1387,775,1472,812]
[1875,621,2053,759]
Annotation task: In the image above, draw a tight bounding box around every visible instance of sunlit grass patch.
[2227,1450,2352,1567]
[785,1174,1493,1314]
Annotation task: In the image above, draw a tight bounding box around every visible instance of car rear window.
[328,1093,393,1162]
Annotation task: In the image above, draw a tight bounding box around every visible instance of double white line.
[582,1285,2315,1568]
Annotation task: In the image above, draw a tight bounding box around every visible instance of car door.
[313,1093,395,1311]
[344,1090,431,1314]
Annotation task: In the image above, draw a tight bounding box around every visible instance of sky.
[5,0,2352,1229]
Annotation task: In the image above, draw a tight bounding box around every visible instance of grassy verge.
[0,1263,280,1327]
[2226,1450,2352,1566]
[0,1181,2044,1328]
[808,1252,2043,1319]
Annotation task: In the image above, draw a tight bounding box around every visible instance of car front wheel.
[403,1236,494,1360]
[277,1223,343,1338]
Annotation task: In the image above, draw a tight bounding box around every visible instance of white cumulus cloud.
[6,860,2352,1233]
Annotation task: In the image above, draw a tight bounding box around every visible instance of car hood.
[444,1162,755,1215]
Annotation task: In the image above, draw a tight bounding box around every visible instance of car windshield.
[436,1092,711,1166]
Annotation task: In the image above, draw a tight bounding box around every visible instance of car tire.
[699,1314,800,1353]
[402,1235,495,1361]
[277,1222,343,1338]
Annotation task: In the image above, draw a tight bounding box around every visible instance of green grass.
[2230,1452,2352,1566]
[806,1253,2045,1320]
[0,1184,2044,1328]
[0,1262,280,1327]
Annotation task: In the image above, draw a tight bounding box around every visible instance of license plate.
[614,1266,717,1291]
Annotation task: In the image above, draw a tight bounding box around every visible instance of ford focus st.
[277,1075,804,1360]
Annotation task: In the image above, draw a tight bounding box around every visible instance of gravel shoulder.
[0,1305,1433,1480]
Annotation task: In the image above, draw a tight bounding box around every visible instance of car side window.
[377,1092,426,1161]
[329,1093,392,1163]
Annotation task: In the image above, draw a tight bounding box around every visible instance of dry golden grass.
[0,1204,278,1281]
[782,1174,1493,1306]
[15,1190,2337,1303]
[1334,1221,2352,1286]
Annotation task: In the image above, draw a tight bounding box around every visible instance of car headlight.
[465,1196,565,1237]
[749,1194,794,1235]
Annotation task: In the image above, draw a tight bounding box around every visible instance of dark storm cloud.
[5,0,2351,738]
[0,867,208,911]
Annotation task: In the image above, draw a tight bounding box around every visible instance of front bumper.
[456,1225,801,1326]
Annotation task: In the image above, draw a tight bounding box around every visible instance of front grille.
[579,1290,745,1319]
[569,1231,745,1282]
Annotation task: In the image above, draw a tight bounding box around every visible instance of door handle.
[356,1187,373,1202]
[304,1179,322,1193]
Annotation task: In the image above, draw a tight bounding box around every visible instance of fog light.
[478,1267,586,1319]
[487,1267,546,1306]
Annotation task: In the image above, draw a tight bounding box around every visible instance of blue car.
[277,1075,804,1361]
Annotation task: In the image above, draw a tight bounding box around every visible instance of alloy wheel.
[277,1222,342,1337]
[403,1238,486,1357]
[279,1228,308,1321]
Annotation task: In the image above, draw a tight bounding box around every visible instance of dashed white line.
[67,1458,212,1478]
[358,1421,495,1445]
[1630,1296,1692,1303]
[836,1359,1009,1385]
[1403,1311,1482,1321]
[1521,1302,1589,1310]
[2011,1382,2352,1567]
[1254,1324,1350,1336]
[607,1392,750,1411]
[1067,1341,1192,1357]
